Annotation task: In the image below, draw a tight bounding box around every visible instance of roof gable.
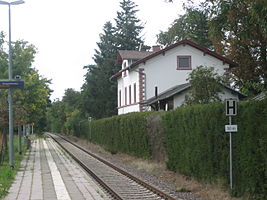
[130,40,237,69]
[116,50,153,65]
[111,40,238,80]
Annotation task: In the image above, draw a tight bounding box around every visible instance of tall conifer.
[115,0,145,50]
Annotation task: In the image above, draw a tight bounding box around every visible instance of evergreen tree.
[94,22,118,67]
[81,22,118,119]
[81,0,147,119]
[115,0,145,50]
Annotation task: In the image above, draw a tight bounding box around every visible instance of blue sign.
[0,80,24,89]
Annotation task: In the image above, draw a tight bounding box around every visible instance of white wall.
[117,61,141,114]
[143,45,229,100]
[117,44,232,115]
[173,91,187,107]
[173,87,240,108]
[118,104,140,115]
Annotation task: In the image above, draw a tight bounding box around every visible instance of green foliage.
[157,8,212,49]
[80,112,154,158]
[64,110,83,137]
[185,66,224,105]
[81,22,118,119]
[162,99,267,199]
[115,0,146,50]
[206,0,267,94]
[0,33,51,133]
[0,136,26,199]
[46,88,83,135]
[14,70,51,131]
[163,0,267,94]
[46,100,66,133]
[81,0,148,119]
[239,81,265,97]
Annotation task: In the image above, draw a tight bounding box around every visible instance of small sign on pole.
[225,98,238,190]
[0,80,24,89]
[225,125,238,132]
[226,99,237,116]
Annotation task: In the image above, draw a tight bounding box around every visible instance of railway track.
[47,133,178,200]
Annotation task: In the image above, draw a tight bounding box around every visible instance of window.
[119,90,121,107]
[133,83,136,103]
[123,62,127,77]
[125,87,127,105]
[129,85,131,104]
[177,56,191,70]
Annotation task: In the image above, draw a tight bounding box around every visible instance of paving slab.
[4,137,108,200]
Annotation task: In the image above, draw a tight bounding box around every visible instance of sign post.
[0,79,24,167]
[225,99,237,190]
[0,80,24,89]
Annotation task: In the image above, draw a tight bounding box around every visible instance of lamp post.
[0,0,25,168]
[88,117,92,140]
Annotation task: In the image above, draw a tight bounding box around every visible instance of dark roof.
[252,92,266,100]
[111,40,238,80]
[144,83,246,105]
[116,50,153,65]
[144,83,191,105]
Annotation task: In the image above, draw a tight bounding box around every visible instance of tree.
[81,0,148,119]
[46,100,65,133]
[46,89,82,135]
[14,69,52,131]
[115,0,146,50]
[157,8,212,49]
[0,32,8,79]
[62,88,81,113]
[81,21,118,119]
[185,66,223,105]
[0,33,51,133]
[206,0,267,95]
[94,22,118,66]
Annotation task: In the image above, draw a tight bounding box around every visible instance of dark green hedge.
[162,100,267,199]
[77,99,266,199]
[80,112,153,158]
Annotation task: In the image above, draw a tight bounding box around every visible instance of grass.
[0,135,27,199]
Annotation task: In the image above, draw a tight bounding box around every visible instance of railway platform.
[4,137,108,200]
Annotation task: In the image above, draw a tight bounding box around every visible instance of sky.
[0,0,185,100]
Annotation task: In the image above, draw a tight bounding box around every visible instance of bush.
[77,99,266,199]
[80,112,154,158]
[162,99,267,199]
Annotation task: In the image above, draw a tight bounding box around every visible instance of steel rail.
[47,133,176,200]
[47,133,122,200]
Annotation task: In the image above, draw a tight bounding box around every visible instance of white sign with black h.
[225,98,238,190]
[226,99,237,116]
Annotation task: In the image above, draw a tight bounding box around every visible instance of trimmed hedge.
[77,99,266,199]
[80,112,154,158]
[162,100,267,199]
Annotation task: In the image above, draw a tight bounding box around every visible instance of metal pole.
[229,116,233,189]
[8,4,14,168]
[89,117,92,140]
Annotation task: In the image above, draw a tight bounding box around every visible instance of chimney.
[152,45,161,52]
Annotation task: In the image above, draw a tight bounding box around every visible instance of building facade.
[111,40,242,115]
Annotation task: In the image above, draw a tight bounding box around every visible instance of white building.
[111,40,245,115]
